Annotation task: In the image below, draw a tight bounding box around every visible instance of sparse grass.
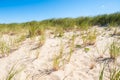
[53,42,64,71]
[110,68,120,80]
[53,55,60,71]
[13,35,26,48]
[96,44,109,58]
[6,63,25,80]
[109,41,120,59]
[99,65,120,80]
[54,27,64,37]
[112,28,117,36]
[82,29,97,46]
[28,26,38,37]
[39,33,46,46]
[110,27,119,36]
[15,35,26,43]
[0,41,10,57]
[67,35,75,62]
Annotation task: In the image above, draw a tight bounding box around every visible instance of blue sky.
[0,0,120,23]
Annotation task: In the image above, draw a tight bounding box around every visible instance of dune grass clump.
[54,27,64,37]
[99,65,120,80]
[82,30,97,46]
[110,68,120,80]
[39,34,45,44]
[109,41,120,59]
[6,64,25,80]
[28,25,46,38]
[28,26,38,37]
[67,35,75,62]
[15,35,26,43]
[53,55,61,71]
[0,41,10,57]
[110,27,120,37]
[39,32,46,46]
[53,42,64,71]
[13,35,26,47]
[96,44,109,58]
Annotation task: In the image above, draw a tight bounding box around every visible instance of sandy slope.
[0,26,120,80]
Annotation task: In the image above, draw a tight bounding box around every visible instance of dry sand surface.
[0,26,120,80]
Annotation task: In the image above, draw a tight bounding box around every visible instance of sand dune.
[0,26,120,80]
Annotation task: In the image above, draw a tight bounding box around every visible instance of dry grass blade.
[6,63,25,80]
[110,68,120,80]
[99,66,105,80]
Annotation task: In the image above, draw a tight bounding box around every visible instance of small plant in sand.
[28,26,38,37]
[112,28,117,36]
[53,55,60,71]
[99,65,120,80]
[13,35,26,47]
[7,35,26,50]
[15,35,26,43]
[99,65,105,80]
[54,27,64,37]
[111,27,120,36]
[0,41,10,57]
[76,44,82,48]
[82,30,97,46]
[39,33,46,47]
[6,63,25,80]
[110,68,120,80]
[84,47,90,53]
[67,35,75,62]
[53,42,64,71]
[96,44,109,58]
[28,25,45,38]
[109,41,120,59]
